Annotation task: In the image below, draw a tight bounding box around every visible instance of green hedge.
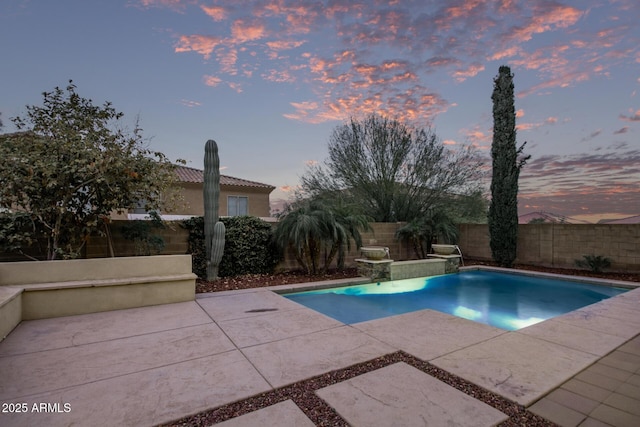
[182,216,281,279]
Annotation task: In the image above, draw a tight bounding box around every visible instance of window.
[227,196,248,216]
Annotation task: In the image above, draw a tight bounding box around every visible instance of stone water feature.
[356,247,393,281]
[427,244,464,273]
[356,246,461,281]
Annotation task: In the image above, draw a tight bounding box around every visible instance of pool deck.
[1,270,640,426]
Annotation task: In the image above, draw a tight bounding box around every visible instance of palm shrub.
[273,199,371,274]
[575,254,611,273]
[396,210,458,258]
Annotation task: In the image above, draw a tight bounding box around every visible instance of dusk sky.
[1,0,639,221]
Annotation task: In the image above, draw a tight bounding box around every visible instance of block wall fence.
[457,223,639,272]
[2,221,638,273]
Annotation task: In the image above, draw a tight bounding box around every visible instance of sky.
[1,0,639,222]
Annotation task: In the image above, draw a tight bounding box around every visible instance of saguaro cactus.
[204,139,226,280]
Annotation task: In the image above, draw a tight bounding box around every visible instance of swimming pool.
[283,270,628,330]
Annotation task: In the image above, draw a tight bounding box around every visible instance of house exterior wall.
[168,182,272,217]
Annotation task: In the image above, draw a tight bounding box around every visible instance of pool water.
[283,270,628,330]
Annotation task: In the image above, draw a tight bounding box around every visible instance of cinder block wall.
[85,221,190,259]
[3,220,638,273]
[457,223,640,272]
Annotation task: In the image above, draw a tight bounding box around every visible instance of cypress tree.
[489,66,530,267]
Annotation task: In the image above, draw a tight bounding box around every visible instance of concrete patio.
[1,278,640,426]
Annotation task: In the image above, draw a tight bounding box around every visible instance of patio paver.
[212,400,315,427]
[0,350,271,427]
[431,332,598,405]
[316,362,509,427]
[0,300,212,356]
[240,325,395,388]
[517,318,629,356]
[217,307,343,348]
[530,334,640,427]
[196,290,303,321]
[352,308,505,360]
[0,322,235,400]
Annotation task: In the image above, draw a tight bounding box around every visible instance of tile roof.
[174,165,275,190]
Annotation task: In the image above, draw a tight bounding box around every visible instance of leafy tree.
[0,81,181,259]
[0,212,44,260]
[446,189,489,224]
[273,199,370,274]
[488,66,530,267]
[301,113,484,222]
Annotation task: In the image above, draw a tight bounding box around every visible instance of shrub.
[182,216,280,279]
[182,217,207,278]
[120,211,166,255]
[574,254,611,273]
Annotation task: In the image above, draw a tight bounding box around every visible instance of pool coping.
[254,266,640,296]
[459,265,640,289]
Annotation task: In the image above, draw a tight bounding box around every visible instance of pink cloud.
[506,4,583,43]
[516,122,540,131]
[136,0,188,11]
[217,48,239,74]
[262,69,296,83]
[619,109,640,122]
[227,82,243,93]
[231,19,267,43]
[174,35,221,59]
[518,70,590,97]
[203,75,221,87]
[488,46,521,61]
[452,63,484,82]
[461,125,491,148]
[266,40,306,51]
[162,0,637,129]
[201,5,226,21]
[180,99,201,107]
